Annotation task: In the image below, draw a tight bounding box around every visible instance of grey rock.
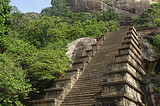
[139,34,158,62]
[51,0,157,25]
[66,37,97,62]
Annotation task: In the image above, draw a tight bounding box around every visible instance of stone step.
[32,98,61,106]
[54,77,76,88]
[62,95,98,102]
[79,55,90,62]
[64,68,83,72]
[65,93,97,98]
[73,79,102,83]
[64,68,83,79]
[85,49,93,56]
[79,55,93,63]
[73,82,100,86]
[72,61,85,68]
[70,87,100,93]
[62,98,95,104]
[73,84,99,88]
[122,39,140,51]
[61,101,95,106]
[73,82,100,85]
[115,50,142,66]
[69,89,100,95]
[75,77,105,82]
[117,44,141,60]
[91,43,100,51]
[68,89,101,95]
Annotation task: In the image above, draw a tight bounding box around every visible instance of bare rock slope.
[52,0,157,25]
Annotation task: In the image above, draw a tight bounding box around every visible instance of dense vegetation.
[0,0,120,105]
[1,0,160,105]
[132,2,160,28]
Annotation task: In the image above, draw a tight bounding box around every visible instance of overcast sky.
[9,0,52,13]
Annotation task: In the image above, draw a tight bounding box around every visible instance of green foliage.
[24,15,64,48]
[0,0,12,53]
[0,2,34,105]
[11,12,30,34]
[8,13,119,93]
[41,0,119,24]
[132,2,160,28]
[132,13,151,25]
[0,53,33,106]
[11,5,21,13]
[143,81,152,86]
[25,12,39,20]
[22,15,119,47]
[103,0,114,7]
[28,42,70,91]
[2,0,120,104]
[6,35,37,70]
[95,9,119,22]
[155,86,160,91]
[41,0,70,18]
[6,31,70,92]
[153,34,160,56]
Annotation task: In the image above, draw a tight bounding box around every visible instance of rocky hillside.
[51,0,157,25]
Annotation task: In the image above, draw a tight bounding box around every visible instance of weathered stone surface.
[142,74,160,106]
[66,37,96,63]
[138,27,160,73]
[32,98,61,106]
[51,0,157,25]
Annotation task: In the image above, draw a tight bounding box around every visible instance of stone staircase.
[61,27,129,106]
[32,26,148,106]
[31,30,108,106]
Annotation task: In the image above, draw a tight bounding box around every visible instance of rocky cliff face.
[138,27,160,73]
[51,0,157,25]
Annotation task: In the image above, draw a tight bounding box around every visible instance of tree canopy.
[0,0,122,105]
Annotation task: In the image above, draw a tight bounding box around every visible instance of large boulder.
[66,37,97,62]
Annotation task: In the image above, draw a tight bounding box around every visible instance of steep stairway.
[61,29,128,106]
[31,27,146,106]
[31,30,108,106]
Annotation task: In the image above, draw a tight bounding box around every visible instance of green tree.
[0,53,33,106]
[92,9,119,22]
[28,42,70,91]
[24,15,64,48]
[11,5,21,13]
[11,12,30,34]
[132,2,160,28]
[0,0,12,53]
[25,12,39,20]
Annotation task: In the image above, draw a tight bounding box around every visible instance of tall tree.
[0,0,12,53]
[11,5,21,13]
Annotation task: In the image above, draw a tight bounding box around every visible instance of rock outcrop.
[138,27,160,73]
[51,0,157,25]
[66,37,97,62]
